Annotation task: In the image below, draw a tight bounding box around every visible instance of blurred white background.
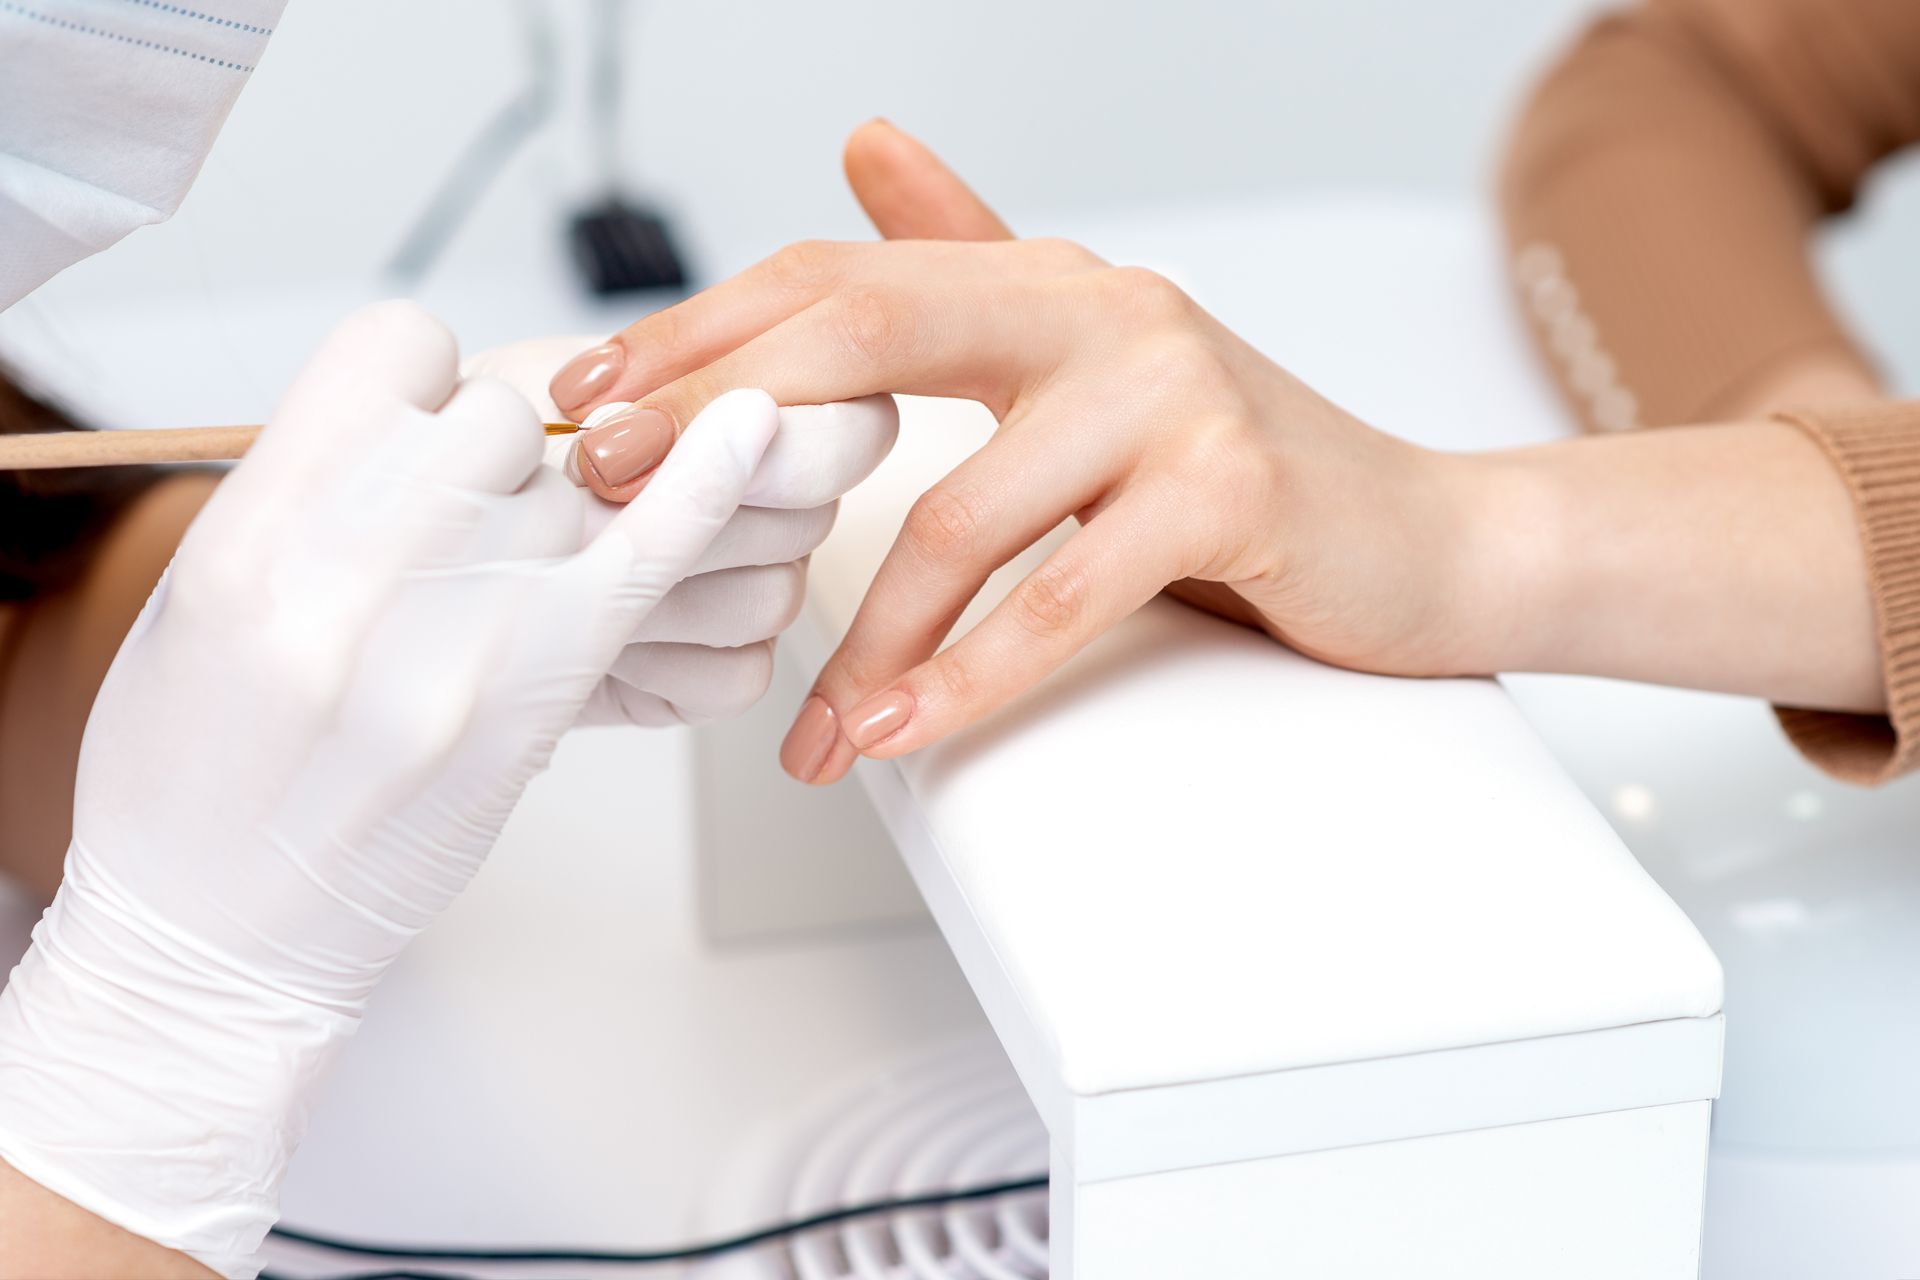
[19,0,1608,293]
[10,0,1920,401]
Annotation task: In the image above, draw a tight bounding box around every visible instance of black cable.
[266,1172,1047,1273]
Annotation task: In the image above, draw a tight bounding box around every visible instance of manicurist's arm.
[0,1159,211,1279]
[0,412,218,900]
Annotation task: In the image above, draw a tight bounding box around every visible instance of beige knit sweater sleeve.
[1500,0,1920,784]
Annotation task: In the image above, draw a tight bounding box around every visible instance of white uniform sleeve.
[0,1,286,309]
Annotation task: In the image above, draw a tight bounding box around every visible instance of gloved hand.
[0,302,794,1277]
[466,336,896,726]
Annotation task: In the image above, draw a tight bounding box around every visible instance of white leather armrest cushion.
[798,394,1723,1098]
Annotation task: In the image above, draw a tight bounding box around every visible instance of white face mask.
[0,1,286,310]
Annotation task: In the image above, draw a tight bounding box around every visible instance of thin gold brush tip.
[544,422,582,435]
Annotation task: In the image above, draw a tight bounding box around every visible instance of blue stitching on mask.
[110,0,274,36]
[0,2,256,70]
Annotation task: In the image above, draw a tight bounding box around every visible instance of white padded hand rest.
[799,393,1722,1100]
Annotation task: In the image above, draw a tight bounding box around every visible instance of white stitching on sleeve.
[1515,242,1640,431]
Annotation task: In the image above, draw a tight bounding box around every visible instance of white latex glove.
[0,302,788,1277]
[466,336,896,725]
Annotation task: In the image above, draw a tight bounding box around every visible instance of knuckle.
[647,372,715,430]
[1134,331,1233,398]
[761,561,808,634]
[729,640,775,710]
[1101,265,1195,323]
[1152,419,1273,579]
[1025,236,1103,271]
[1010,560,1087,640]
[765,239,844,292]
[787,502,837,559]
[232,608,360,726]
[608,680,678,727]
[823,644,894,705]
[672,639,778,722]
[833,287,914,364]
[372,684,473,768]
[929,652,977,705]
[631,302,692,362]
[1167,414,1249,487]
[168,538,257,618]
[902,484,986,567]
[722,641,778,716]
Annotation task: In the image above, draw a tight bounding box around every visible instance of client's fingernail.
[550,342,625,413]
[816,735,859,785]
[579,405,675,488]
[844,690,914,750]
[780,696,841,782]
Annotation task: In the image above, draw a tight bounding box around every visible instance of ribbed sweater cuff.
[1772,401,1920,784]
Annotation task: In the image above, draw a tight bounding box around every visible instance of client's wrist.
[1427,447,1572,678]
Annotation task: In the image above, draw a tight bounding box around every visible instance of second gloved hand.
[465,336,897,726]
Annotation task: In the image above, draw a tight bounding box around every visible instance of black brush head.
[569,199,688,295]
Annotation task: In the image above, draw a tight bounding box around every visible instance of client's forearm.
[0,1158,212,1279]
[1460,418,1881,711]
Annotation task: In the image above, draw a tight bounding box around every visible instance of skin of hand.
[840,122,1886,717]
[0,302,787,1277]
[550,122,1883,786]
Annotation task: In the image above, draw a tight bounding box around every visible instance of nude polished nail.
[843,690,914,750]
[780,696,841,782]
[549,342,625,414]
[578,405,675,488]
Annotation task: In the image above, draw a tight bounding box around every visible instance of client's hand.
[548,147,1499,784]
[466,336,895,726]
[0,302,785,1277]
